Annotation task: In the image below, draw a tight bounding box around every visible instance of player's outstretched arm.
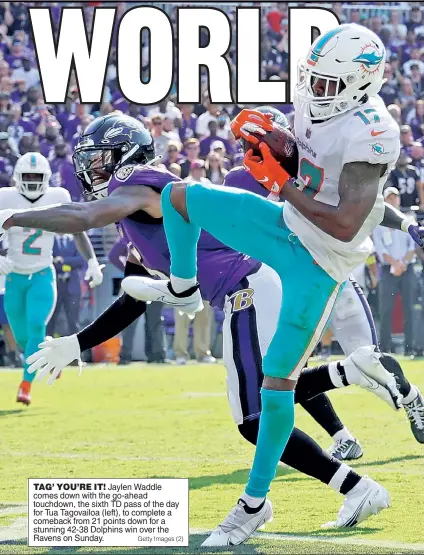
[1,186,161,234]
[382,203,424,247]
[283,161,384,242]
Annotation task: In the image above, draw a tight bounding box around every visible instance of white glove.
[0,208,20,240]
[0,255,14,275]
[85,258,105,288]
[26,334,82,385]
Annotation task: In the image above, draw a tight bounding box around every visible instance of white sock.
[240,492,265,508]
[170,274,196,294]
[341,357,360,385]
[328,361,345,388]
[328,463,351,493]
[347,477,366,495]
[332,427,354,443]
[402,385,418,405]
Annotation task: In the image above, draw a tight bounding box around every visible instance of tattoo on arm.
[74,232,96,261]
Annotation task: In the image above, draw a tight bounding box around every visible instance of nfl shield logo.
[306,128,312,139]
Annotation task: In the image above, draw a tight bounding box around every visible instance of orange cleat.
[17,380,31,406]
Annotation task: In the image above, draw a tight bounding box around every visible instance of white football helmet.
[14,152,52,199]
[295,23,386,121]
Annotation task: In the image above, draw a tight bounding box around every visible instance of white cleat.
[122,276,204,315]
[322,476,390,529]
[343,346,402,410]
[201,498,273,547]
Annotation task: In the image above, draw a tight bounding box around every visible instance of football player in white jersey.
[104,23,401,545]
[0,152,104,405]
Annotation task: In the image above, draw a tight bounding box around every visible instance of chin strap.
[145,156,162,167]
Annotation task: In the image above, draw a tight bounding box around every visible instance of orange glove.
[244,143,290,196]
[230,109,274,144]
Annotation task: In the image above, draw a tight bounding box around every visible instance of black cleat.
[379,354,410,397]
[404,390,424,444]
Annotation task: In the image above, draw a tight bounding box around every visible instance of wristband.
[401,218,414,233]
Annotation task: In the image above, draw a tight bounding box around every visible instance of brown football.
[243,122,299,178]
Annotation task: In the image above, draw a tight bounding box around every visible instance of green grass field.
[0,359,423,554]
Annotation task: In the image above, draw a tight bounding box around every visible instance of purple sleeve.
[224,167,267,197]
[108,165,182,196]
[109,239,128,272]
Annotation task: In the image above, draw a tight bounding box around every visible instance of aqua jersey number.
[299,158,324,198]
[22,228,43,255]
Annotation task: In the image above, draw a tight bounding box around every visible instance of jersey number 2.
[299,158,324,198]
[22,228,43,255]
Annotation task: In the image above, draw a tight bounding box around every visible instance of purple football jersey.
[224,166,268,197]
[109,165,261,308]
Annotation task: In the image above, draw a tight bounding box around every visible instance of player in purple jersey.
[0,114,420,531]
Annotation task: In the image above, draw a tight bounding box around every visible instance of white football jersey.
[0,187,71,274]
[284,95,400,283]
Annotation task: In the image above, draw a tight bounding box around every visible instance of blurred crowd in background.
[0,1,424,365]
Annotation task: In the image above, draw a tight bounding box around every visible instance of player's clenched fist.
[230,109,274,143]
[244,143,290,196]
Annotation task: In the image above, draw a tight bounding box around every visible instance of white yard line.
[192,528,424,552]
[0,505,28,543]
[0,505,26,517]
[0,517,27,542]
[1,508,422,552]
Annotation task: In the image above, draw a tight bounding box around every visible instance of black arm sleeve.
[77,261,149,352]
[381,202,404,230]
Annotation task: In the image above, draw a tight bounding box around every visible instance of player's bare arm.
[282,162,385,242]
[73,232,96,261]
[3,186,161,234]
